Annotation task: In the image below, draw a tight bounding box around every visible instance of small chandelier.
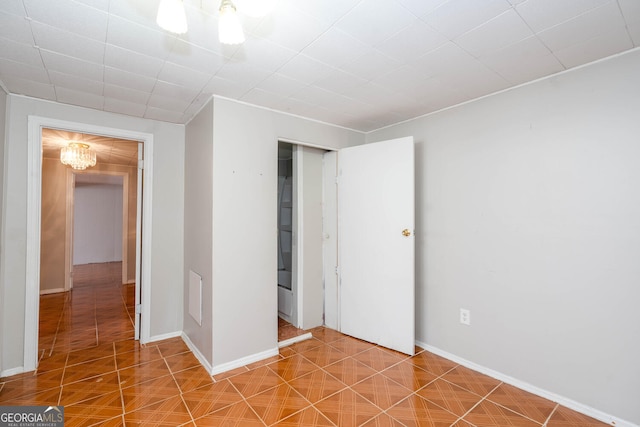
[60,142,97,170]
[219,0,245,45]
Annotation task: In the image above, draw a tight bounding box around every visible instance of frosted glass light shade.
[157,0,188,34]
[219,0,245,45]
[60,142,97,170]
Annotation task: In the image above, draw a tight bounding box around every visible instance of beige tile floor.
[0,263,609,426]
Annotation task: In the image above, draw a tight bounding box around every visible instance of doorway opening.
[276,141,338,344]
[38,129,140,359]
[25,116,154,372]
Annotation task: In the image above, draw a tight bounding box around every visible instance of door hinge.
[138,159,144,170]
[335,265,339,275]
[135,304,142,314]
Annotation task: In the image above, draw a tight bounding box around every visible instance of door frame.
[277,139,338,332]
[65,170,130,291]
[25,116,154,371]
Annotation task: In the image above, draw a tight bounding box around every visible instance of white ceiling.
[1,0,638,132]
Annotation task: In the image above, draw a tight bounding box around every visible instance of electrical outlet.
[460,308,471,325]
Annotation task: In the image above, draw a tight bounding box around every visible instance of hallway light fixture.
[60,142,97,170]
[218,0,245,45]
[156,0,188,34]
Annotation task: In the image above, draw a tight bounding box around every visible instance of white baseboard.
[181,332,213,374]
[416,340,637,427]
[278,332,312,348]
[146,330,182,344]
[1,366,28,378]
[39,288,65,295]
[210,347,280,376]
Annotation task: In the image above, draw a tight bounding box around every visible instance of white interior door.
[338,137,415,355]
[134,142,143,340]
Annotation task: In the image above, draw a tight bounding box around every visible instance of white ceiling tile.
[158,61,212,90]
[144,105,184,122]
[290,0,361,24]
[479,36,564,84]
[334,0,415,46]
[255,73,307,98]
[152,80,200,103]
[168,40,226,75]
[346,81,416,106]
[202,75,248,99]
[515,0,612,33]
[229,36,297,72]
[24,0,108,41]
[107,15,176,60]
[241,87,290,110]
[376,20,448,62]
[252,7,330,51]
[104,83,151,104]
[434,59,511,99]
[104,66,157,93]
[74,0,109,11]
[340,49,402,82]
[410,42,478,77]
[104,97,146,117]
[104,44,164,78]
[214,61,272,92]
[395,0,450,18]
[0,74,55,99]
[412,77,468,109]
[553,26,634,68]
[619,0,640,26]
[536,1,626,52]
[40,50,104,81]
[0,0,26,15]
[314,69,369,94]
[423,0,512,39]
[302,27,369,68]
[107,0,159,29]
[0,37,42,67]
[455,9,534,58]
[0,58,48,84]
[31,22,105,65]
[289,85,338,106]
[276,54,335,85]
[55,86,105,110]
[0,11,34,44]
[148,92,192,111]
[372,65,432,96]
[49,70,103,95]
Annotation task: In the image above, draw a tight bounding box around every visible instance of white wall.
[209,97,363,370]
[184,99,214,366]
[0,95,185,373]
[367,49,640,425]
[73,183,123,265]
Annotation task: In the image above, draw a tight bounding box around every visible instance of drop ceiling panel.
[454,9,533,58]
[423,0,512,39]
[334,0,415,46]
[0,11,34,44]
[376,20,448,63]
[31,22,106,65]
[40,50,103,81]
[23,0,109,41]
[536,1,627,52]
[0,0,636,132]
[514,0,612,33]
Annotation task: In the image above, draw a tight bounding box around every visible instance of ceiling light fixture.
[156,0,188,34]
[60,142,97,170]
[218,0,245,45]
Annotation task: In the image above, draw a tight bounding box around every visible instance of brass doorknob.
[402,229,411,237]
